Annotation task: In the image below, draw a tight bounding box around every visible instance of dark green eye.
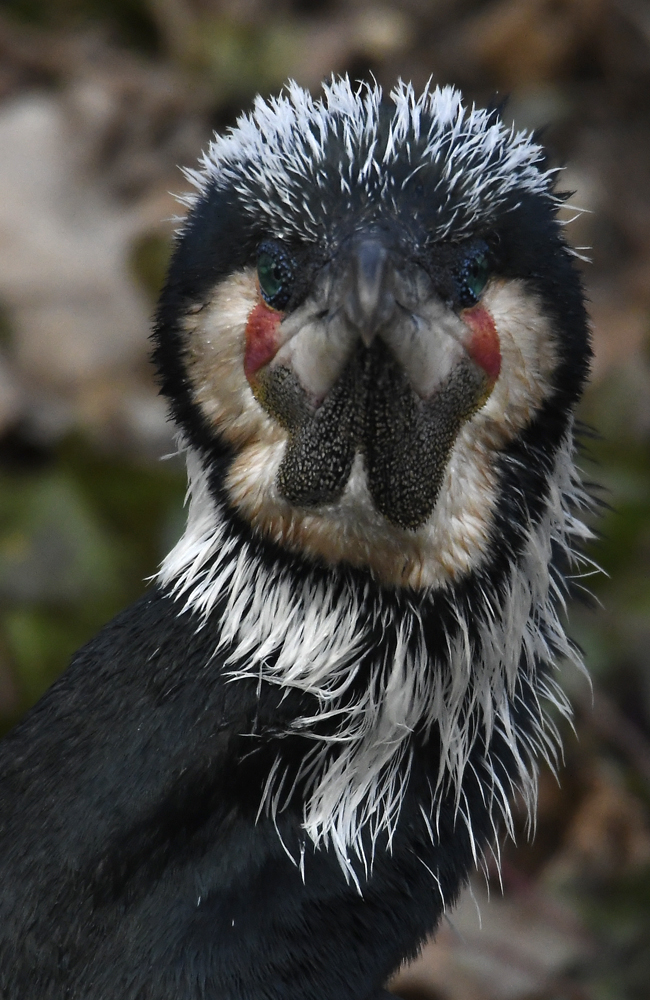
[257,252,283,299]
[458,248,491,307]
[256,242,295,309]
[466,254,490,300]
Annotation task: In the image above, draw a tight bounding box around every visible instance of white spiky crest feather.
[157,429,595,885]
[178,78,561,244]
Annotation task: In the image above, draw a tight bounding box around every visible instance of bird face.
[245,231,499,523]
[156,81,589,589]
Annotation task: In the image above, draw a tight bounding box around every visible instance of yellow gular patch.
[186,271,558,590]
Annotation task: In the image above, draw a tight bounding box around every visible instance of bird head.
[154,80,590,590]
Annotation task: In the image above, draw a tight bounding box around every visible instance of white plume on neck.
[157,429,594,882]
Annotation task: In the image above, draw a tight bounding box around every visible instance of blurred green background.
[0,1,649,998]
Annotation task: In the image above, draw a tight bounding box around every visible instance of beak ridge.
[344,238,395,345]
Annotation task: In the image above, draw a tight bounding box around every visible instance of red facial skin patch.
[244,301,284,382]
[460,303,501,384]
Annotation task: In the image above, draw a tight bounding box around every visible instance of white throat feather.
[157,428,594,882]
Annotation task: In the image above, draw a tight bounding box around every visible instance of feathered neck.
[157,428,592,879]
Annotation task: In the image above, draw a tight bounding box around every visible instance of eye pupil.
[463,252,490,303]
[258,253,282,297]
[257,243,294,309]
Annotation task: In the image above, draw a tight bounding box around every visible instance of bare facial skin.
[184,269,557,589]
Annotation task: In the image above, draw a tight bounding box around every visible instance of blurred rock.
[0,90,176,454]
[0,92,147,371]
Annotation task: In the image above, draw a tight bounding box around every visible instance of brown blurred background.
[0,1,649,997]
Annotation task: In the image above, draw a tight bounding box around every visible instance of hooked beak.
[342,237,396,347]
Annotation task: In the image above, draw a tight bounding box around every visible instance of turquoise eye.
[466,254,490,301]
[256,242,295,309]
[458,248,491,307]
[257,252,284,300]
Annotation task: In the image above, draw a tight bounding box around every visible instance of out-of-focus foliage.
[0,1,649,997]
[0,437,185,723]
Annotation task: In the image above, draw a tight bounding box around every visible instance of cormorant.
[0,79,592,999]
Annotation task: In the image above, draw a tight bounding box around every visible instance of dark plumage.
[0,80,592,999]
